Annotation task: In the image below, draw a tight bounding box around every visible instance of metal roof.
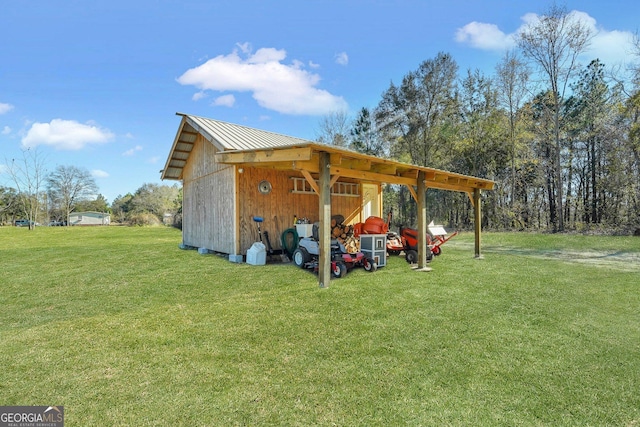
[161,113,312,180]
[184,113,310,150]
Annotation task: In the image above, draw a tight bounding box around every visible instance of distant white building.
[69,211,110,226]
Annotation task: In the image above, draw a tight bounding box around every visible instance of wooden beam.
[474,188,482,258]
[405,184,418,202]
[417,171,427,269]
[172,148,192,154]
[216,147,313,164]
[291,159,320,173]
[234,166,241,255]
[300,170,320,195]
[329,174,340,188]
[371,163,397,175]
[330,153,343,165]
[400,170,419,179]
[422,180,483,193]
[318,152,332,288]
[433,173,449,183]
[343,206,361,225]
[330,166,415,186]
[341,158,372,171]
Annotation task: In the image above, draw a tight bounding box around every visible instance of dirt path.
[450,242,640,272]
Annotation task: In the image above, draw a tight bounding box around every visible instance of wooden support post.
[318,152,332,288]
[417,171,427,269]
[474,188,482,258]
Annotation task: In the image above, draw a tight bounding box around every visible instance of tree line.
[1,156,181,228]
[316,5,640,234]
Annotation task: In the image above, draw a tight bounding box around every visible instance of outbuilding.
[69,211,111,226]
[161,113,494,287]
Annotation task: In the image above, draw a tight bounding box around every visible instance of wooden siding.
[182,134,236,253]
[237,167,367,254]
[180,134,379,255]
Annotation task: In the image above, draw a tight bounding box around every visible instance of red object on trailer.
[352,222,363,237]
[362,216,388,234]
[399,221,458,263]
[353,211,457,262]
[354,214,405,255]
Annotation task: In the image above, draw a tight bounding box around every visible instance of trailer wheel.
[363,257,377,272]
[405,249,418,264]
[427,248,434,261]
[293,247,310,268]
[432,246,441,256]
[332,261,348,278]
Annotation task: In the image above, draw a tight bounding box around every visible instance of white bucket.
[246,242,267,265]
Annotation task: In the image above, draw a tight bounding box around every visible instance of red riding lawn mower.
[293,216,377,278]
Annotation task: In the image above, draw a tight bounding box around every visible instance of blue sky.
[1,0,639,204]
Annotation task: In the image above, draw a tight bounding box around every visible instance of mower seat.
[402,227,419,240]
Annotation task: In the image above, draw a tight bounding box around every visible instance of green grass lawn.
[1,226,639,426]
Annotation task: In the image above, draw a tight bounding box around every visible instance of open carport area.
[162,114,495,286]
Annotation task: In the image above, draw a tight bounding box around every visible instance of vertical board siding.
[238,167,364,254]
[182,135,235,253]
[180,134,377,255]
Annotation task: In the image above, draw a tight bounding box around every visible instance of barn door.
[361,183,380,221]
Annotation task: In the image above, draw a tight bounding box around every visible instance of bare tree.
[47,165,99,226]
[632,31,640,85]
[315,110,351,147]
[4,148,48,230]
[517,4,593,231]
[495,50,530,210]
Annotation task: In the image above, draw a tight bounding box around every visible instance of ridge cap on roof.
[176,112,314,145]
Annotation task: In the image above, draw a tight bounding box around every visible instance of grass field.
[1,226,639,426]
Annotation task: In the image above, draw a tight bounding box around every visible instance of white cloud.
[92,169,109,178]
[566,10,635,68]
[456,10,636,68]
[2,126,10,135]
[147,156,160,164]
[0,102,14,115]
[335,52,349,66]
[213,94,236,107]
[21,119,113,150]
[588,28,635,68]
[177,45,348,115]
[248,47,286,64]
[123,145,143,156]
[455,22,515,51]
[192,91,208,101]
